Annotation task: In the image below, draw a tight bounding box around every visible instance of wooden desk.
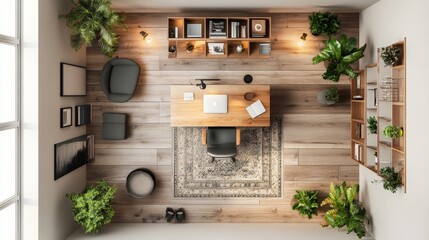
[171,85,270,127]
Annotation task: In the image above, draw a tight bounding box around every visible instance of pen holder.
[244,92,254,101]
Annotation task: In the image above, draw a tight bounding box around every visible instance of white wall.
[359,0,429,239]
[37,0,87,239]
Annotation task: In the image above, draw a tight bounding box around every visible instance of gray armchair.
[202,127,240,162]
[100,58,140,102]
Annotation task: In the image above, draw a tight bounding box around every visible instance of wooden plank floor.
[86,13,359,223]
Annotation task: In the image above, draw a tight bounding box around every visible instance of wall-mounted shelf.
[167,17,271,59]
[351,38,407,193]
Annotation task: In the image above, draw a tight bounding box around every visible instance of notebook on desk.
[203,94,228,113]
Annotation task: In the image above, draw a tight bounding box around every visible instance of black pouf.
[126,168,156,198]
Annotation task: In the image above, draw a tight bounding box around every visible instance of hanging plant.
[62,0,127,57]
[309,12,341,37]
[312,34,366,81]
[380,46,400,66]
[380,167,402,193]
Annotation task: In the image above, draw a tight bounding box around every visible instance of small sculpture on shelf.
[186,42,194,53]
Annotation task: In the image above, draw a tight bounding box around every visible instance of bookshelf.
[167,17,271,59]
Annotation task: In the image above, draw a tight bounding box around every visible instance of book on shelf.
[246,100,266,119]
[208,20,227,38]
[354,143,363,162]
[76,104,91,126]
[259,43,271,54]
[231,21,240,38]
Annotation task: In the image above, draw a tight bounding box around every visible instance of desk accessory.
[183,92,194,100]
[246,100,266,118]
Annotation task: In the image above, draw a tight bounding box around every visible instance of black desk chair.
[202,127,240,162]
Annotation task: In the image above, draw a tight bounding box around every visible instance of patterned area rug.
[174,118,282,198]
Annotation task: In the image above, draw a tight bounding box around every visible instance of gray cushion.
[102,113,127,140]
[109,65,139,95]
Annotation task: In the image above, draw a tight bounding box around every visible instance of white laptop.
[203,94,228,113]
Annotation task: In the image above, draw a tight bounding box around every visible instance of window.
[0,0,20,239]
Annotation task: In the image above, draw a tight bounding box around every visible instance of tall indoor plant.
[62,0,126,57]
[309,12,341,37]
[312,34,366,82]
[67,180,116,234]
[321,182,367,239]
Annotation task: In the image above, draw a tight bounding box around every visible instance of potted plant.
[309,12,341,37]
[62,0,126,57]
[312,34,366,82]
[367,116,377,134]
[317,87,339,105]
[67,180,116,234]
[380,46,401,66]
[382,125,403,139]
[291,190,319,219]
[380,167,402,193]
[186,42,194,53]
[321,182,367,239]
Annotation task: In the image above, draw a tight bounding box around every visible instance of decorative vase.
[236,44,243,53]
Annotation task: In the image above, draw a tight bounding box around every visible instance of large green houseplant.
[321,182,367,239]
[312,34,366,82]
[67,180,116,234]
[291,190,319,219]
[62,0,126,57]
[309,12,341,37]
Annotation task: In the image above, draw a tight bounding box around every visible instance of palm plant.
[291,190,319,219]
[62,0,126,57]
[312,34,366,81]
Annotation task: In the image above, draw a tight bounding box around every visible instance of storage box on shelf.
[352,39,407,192]
[167,17,271,59]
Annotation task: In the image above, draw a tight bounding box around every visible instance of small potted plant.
[367,116,377,134]
[379,167,402,193]
[382,125,403,139]
[67,180,116,234]
[317,87,339,105]
[291,190,319,219]
[186,42,194,53]
[380,46,400,66]
[308,12,341,37]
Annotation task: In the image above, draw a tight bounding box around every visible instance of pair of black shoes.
[165,207,186,223]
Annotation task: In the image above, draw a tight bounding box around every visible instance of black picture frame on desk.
[60,62,86,97]
[75,104,91,126]
[60,107,72,128]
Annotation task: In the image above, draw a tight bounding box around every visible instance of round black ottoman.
[126,168,156,198]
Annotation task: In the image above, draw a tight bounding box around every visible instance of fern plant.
[367,116,377,134]
[67,180,116,234]
[62,0,126,57]
[321,182,367,239]
[292,190,319,219]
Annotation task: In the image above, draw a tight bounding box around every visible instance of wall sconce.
[139,29,152,43]
[191,79,220,89]
[297,33,307,47]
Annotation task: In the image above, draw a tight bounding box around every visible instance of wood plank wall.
[86,12,359,223]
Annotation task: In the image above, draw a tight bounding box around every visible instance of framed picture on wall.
[75,104,91,126]
[60,107,72,128]
[54,135,88,180]
[60,62,86,96]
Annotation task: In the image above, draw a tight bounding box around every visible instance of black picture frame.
[60,62,87,97]
[60,107,73,128]
[54,135,88,180]
[75,104,91,126]
[87,133,95,161]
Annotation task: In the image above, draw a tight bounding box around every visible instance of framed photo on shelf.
[186,23,202,38]
[60,62,86,96]
[60,107,72,128]
[208,43,225,55]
